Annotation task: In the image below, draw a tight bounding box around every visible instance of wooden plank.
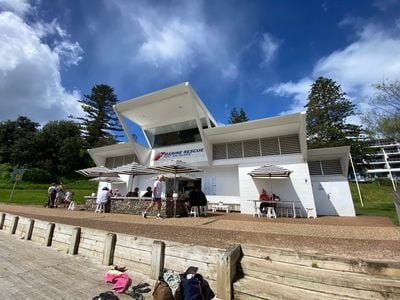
[241,244,400,277]
[113,256,151,275]
[234,276,348,300]
[243,268,399,299]
[102,233,116,266]
[51,240,69,252]
[78,241,104,253]
[44,223,55,247]
[25,219,35,240]
[0,213,5,229]
[53,231,73,244]
[80,228,109,240]
[115,235,154,252]
[151,240,165,280]
[240,256,400,293]
[164,256,217,281]
[69,227,81,255]
[164,243,219,264]
[10,215,19,234]
[216,244,241,300]
[114,246,152,265]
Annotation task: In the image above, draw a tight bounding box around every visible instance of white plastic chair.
[306,208,317,219]
[189,206,199,217]
[67,201,75,211]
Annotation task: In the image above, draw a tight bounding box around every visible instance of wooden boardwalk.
[0,231,151,300]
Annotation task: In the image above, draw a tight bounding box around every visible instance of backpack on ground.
[175,273,215,300]
[152,278,174,300]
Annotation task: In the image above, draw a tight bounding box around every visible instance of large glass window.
[145,119,206,147]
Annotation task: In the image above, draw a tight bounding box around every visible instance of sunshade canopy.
[111,162,157,176]
[76,166,116,177]
[248,164,292,178]
[89,176,125,183]
[149,160,202,174]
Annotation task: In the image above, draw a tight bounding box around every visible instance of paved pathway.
[0,231,151,300]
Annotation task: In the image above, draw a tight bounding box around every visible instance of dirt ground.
[1,203,399,261]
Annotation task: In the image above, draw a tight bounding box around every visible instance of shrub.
[0,163,13,180]
[23,168,53,183]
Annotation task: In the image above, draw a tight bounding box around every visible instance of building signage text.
[153,148,204,161]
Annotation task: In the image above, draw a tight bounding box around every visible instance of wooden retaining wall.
[234,244,400,299]
[2,211,400,300]
[0,212,236,300]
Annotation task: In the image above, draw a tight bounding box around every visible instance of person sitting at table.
[126,187,139,197]
[142,186,152,198]
[259,189,272,212]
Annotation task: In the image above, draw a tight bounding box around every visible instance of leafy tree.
[363,80,400,139]
[0,116,39,165]
[76,84,123,148]
[228,107,249,124]
[37,121,87,175]
[305,77,369,170]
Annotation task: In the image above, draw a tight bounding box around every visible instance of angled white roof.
[203,112,306,143]
[114,82,217,129]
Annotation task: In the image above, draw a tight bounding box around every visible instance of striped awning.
[149,160,202,175]
[76,166,116,177]
[248,164,292,178]
[111,162,157,176]
[89,176,125,183]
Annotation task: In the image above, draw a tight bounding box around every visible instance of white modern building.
[365,139,400,179]
[87,82,356,216]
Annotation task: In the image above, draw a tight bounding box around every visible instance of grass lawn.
[0,189,93,205]
[350,181,398,225]
[0,179,97,206]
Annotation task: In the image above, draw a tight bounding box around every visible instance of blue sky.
[1,0,400,140]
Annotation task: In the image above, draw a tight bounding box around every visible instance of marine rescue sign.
[153,147,204,161]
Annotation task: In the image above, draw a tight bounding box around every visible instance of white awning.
[111,162,157,176]
[248,164,292,178]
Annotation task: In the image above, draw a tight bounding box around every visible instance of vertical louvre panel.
[308,161,322,175]
[260,137,280,156]
[113,156,124,168]
[124,154,136,164]
[321,159,342,175]
[228,142,243,159]
[105,157,115,168]
[213,143,227,160]
[280,134,301,154]
[243,139,261,157]
[105,155,137,168]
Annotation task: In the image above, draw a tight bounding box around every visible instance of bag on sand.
[152,279,174,300]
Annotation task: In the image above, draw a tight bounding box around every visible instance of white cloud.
[114,1,239,79]
[260,33,280,66]
[0,11,84,123]
[267,25,400,115]
[0,0,30,17]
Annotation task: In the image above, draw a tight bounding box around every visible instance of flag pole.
[349,152,364,207]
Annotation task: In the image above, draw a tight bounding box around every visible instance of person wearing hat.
[142,175,164,219]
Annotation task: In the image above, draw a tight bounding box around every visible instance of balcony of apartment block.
[368,140,400,148]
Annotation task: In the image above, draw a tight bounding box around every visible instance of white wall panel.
[311,176,355,216]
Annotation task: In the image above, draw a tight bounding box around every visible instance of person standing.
[142,175,164,219]
[47,183,57,208]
